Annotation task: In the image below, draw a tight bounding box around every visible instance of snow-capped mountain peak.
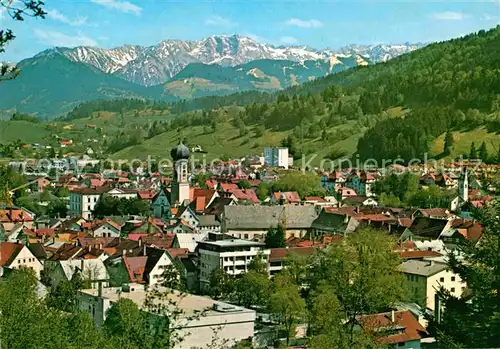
[51,35,425,86]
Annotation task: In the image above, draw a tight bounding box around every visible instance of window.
[451,276,455,282]
[440,277,444,282]
[451,287,456,293]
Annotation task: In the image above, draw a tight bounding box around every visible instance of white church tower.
[458,166,468,202]
[170,141,191,205]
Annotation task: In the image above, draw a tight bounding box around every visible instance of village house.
[401,260,465,311]
[46,258,109,289]
[106,248,174,286]
[342,195,378,207]
[197,215,221,233]
[356,310,427,348]
[91,219,122,238]
[0,242,43,279]
[310,210,360,237]
[320,171,347,193]
[345,171,377,197]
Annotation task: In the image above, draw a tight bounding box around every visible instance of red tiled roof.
[450,219,483,243]
[247,179,261,187]
[70,186,111,195]
[195,196,206,212]
[220,183,238,192]
[141,233,175,250]
[0,242,23,266]
[304,196,326,202]
[338,187,357,196]
[231,189,259,204]
[123,256,147,283]
[269,247,316,262]
[127,233,149,241]
[205,179,218,190]
[418,208,450,218]
[357,214,396,222]
[138,190,157,200]
[325,206,359,217]
[321,235,344,245]
[0,208,34,223]
[357,310,427,345]
[166,248,189,259]
[396,240,416,251]
[78,237,115,249]
[398,218,413,228]
[191,189,216,202]
[36,228,57,236]
[89,179,105,188]
[273,191,301,203]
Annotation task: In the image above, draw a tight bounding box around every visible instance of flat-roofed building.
[198,233,270,290]
[78,284,255,349]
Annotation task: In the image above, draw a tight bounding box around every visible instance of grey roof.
[409,217,449,239]
[400,260,447,277]
[28,243,47,260]
[311,211,349,232]
[223,205,318,230]
[175,233,209,252]
[197,215,220,227]
[199,238,264,248]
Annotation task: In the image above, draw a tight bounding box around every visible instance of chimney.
[143,244,146,256]
[391,310,395,323]
[427,260,434,267]
[138,239,142,247]
[123,250,127,256]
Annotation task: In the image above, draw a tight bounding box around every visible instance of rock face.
[50,35,424,86]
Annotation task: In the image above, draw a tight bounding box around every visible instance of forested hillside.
[4,26,500,163]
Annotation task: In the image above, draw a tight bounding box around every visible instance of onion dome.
[170,141,190,161]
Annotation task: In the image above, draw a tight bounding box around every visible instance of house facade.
[401,260,465,311]
[0,242,43,279]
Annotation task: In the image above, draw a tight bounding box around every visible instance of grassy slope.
[0,121,51,143]
[113,118,367,166]
[430,127,500,159]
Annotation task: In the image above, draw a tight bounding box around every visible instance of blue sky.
[1,0,499,61]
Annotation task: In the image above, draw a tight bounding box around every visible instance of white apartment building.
[198,233,270,290]
[401,259,465,311]
[69,187,138,220]
[69,188,106,220]
[264,147,289,169]
[78,284,256,349]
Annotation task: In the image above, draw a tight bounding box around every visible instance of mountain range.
[0,35,424,117]
[55,35,424,86]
